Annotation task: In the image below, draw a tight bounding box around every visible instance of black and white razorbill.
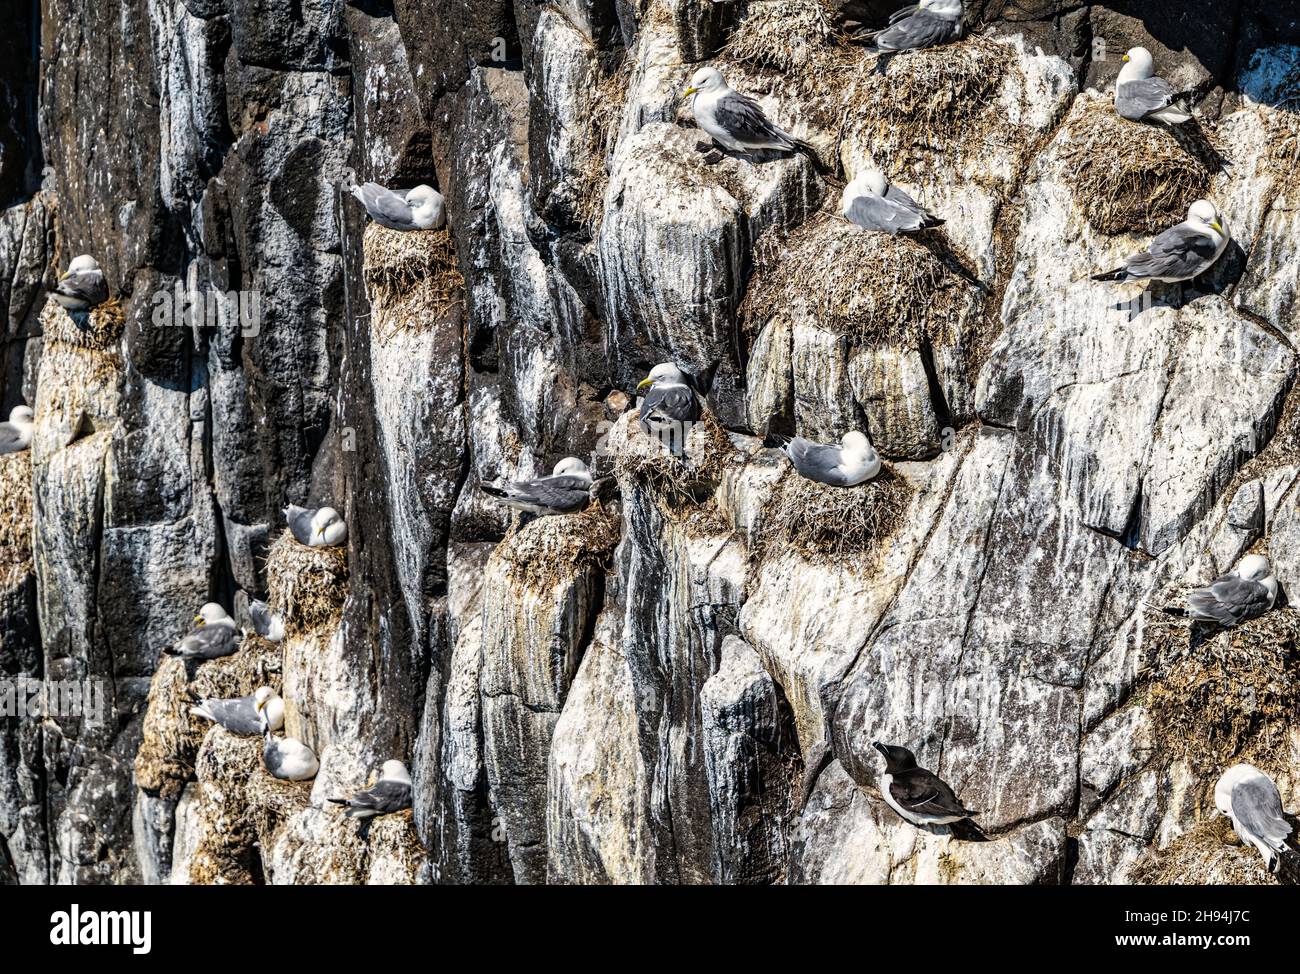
[872,741,978,827]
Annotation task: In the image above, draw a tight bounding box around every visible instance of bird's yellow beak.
[1210,221,1224,233]
[255,698,264,713]
[193,615,204,626]
[682,85,698,99]
[636,377,654,392]
[1122,54,1130,63]
[59,271,69,280]
[314,526,323,539]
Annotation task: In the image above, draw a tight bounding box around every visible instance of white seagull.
[1180,554,1278,628]
[480,457,593,516]
[259,705,319,782]
[683,67,823,170]
[191,686,284,736]
[50,254,109,311]
[285,504,348,547]
[1092,199,1230,285]
[164,603,241,660]
[329,760,414,819]
[857,1,965,54]
[1215,764,1296,873]
[248,599,285,642]
[342,171,446,231]
[841,169,944,235]
[1114,47,1192,125]
[0,405,34,455]
[780,431,881,487]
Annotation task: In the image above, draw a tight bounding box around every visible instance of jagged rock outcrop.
[2,0,1300,886]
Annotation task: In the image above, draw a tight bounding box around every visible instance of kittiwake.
[164,603,241,660]
[481,458,593,516]
[248,599,285,642]
[872,741,978,828]
[260,709,319,781]
[1092,199,1229,285]
[342,171,446,231]
[285,504,348,547]
[329,760,413,819]
[1115,47,1192,125]
[0,405,34,455]
[50,255,109,311]
[1215,764,1296,873]
[1175,554,1278,628]
[683,67,825,171]
[191,686,284,736]
[636,363,703,454]
[856,0,964,55]
[841,169,944,234]
[780,431,881,486]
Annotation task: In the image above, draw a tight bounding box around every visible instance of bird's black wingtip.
[479,483,508,499]
[1091,270,1124,282]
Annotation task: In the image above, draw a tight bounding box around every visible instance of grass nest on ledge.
[744,217,965,349]
[0,452,32,591]
[754,464,913,560]
[266,529,349,636]
[362,222,462,334]
[611,409,735,514]
[492,505,622,594]
[40,296,126,353]
[1058,100,1210,237]
[1130,815,1282,885]
[1142,607,1300,772]
[726,0,838,76]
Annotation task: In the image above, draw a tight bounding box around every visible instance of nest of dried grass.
[266,529,349,636]
[0,452,32,590]
[578,59,633,230]
[40,296,126,353]
[612,409,735,513]
[754,465,913,560]
[362,222,462,334]
[1059,100,1210,236]
[1131,815,1279,885]
[743,217,963,348]
[727,0,838,75]
[134,637,284,800]
[494,506,622,593]
[1143,608,1300,771]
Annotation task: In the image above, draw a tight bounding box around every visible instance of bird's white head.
[1237,554,1273,582]
[8,405,33,425]
[1214,763,1265,817]
[1188,199,1226,237]
[1120,47,1155,79]
[683,66,726,100]
[919,0,963,17]
[841,431,872,454]
[67,254,100,274]
[405,184,446,228]
[637,362,688,393]
[312,506,348,546]
[380,759,412,784]
[852,169,890,198]
[194,602,231,627]
[552,456,591,479]
[254,686,278,707]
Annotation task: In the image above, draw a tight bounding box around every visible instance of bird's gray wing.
[342,780,413,815]
[871,10,961,51]
[888,4,921,24]
[1187,576,1271,626]
[640,384,701,426]
[1233,776,1291,851]
[786,438,848,485]
[1125,225,1220,280]
[1116,78,1178,121]
[55,270,108,306]
[198,695,260,735]
[847,193,921,233]
[713,92,792,149]
[357,182,415,228]
[0,423,24,454]
[506,474,591,512]
[891,770,972,817]
[176,625,239,659]
[263,738,285,776]
[249,601,275,638]
[286,505,317,544]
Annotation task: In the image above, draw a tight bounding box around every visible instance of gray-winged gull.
[329,760,413,819]
[1092,199,1229,285]
[191,686,284,736]
[1179,554,1278,627]
[164,603,241,660]
[342,171,446,231]
[683,67,824,170]
[841,170,944,234]
[285,504,348,547]
[856,0,964,55]
[0,405,34,455]
[259,707,319,781]
[248,599,285,642]
[481,458,593,516]
[1115,47,1192,125]
[636,363,703,453]
[872,742,978,827]
[1215,764,1296,872]
[50,255,109,311]
[781,431,882,487]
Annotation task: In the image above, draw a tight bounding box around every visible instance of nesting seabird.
[329,760,413,820]
[636,363,703,454]
[1215,764,1296,873]
[164,603,241,660]
[248,598,285,642]
[1092,199,1230,285]
[285,504,348,547]
[1115,47,1192,125]
[841,170,944,235]
[50,254,109,311]
[683,67,824,170]
[342,171,446,231]
[872,741,978,828]
[781,431,881,487]
[0,406,34,455]
[1175,554,1278,628]
[856,0,964,57]
[191,686,284,736]
[260,708,319,782]
[481,458,593,516]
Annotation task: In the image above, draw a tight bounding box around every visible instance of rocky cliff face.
[1,0,1299,885]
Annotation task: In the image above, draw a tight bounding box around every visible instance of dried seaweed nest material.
[754,465,913,559]
[134,637,283,800]
[743,217,965,348]
[611,409,735,511]
[39,295,126,352]
[269,808,426,885]
[0,452,32,589]
[1143,608,1300,771]
[1131,815,1279,885]
[266,529,349,635]
[1058,100,1210,237]
[362,222,462,324]
[492,506,622,593]
[578,59,633,230]
[727,0,837,75]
